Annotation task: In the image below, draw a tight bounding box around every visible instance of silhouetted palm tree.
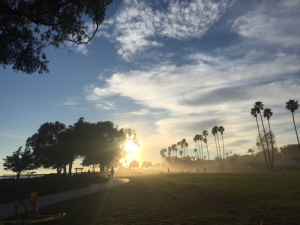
[181,139,187,157]
[203,137,210,161]
[194,148,197,158]
[211,127,220,164]
[179,150,183,159]
[254,101,272,170]
[218,126,225,166]
[251,107,270,171]
[193,135,198,158]
[263,108,275,169]
[286,99,300,153]
[198,134,204,160]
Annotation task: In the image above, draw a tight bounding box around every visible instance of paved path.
[0,178,129,220]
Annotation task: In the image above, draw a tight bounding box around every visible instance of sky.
[0,0,300,174]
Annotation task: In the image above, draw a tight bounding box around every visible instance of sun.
[125,140,139,155]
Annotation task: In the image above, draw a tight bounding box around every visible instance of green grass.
[38,172,300,225]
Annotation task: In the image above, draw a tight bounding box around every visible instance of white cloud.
[100,0,230,60]
[95,101,117,110]
[232,1,300,48]
[128,109,152,116]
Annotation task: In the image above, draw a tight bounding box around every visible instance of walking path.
[0,178,129,220]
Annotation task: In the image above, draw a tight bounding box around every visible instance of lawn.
[38,171,300,225]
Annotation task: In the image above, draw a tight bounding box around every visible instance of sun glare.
[125,140,139,155]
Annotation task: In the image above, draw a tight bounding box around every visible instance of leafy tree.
[280,144,300,158]
[26,121,68,174]
[0,0,113,74]
[141,161,152,170]
[2,146,35,178]
[286,100,300,153]
[129,160,139,171]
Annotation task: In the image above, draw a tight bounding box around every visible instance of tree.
[142,161,152,170]
[26,121,68,174]
[286,100,300,153]
[0,0,113,74]
[263,108,275,170]
[211,126,220,164]
[129,160,139,171]
[280,144,300,158]
[251,107,270,171]
[3,146,35,178]
[218,126,225,166]
[202,130,210,161]
[254,102,272,170]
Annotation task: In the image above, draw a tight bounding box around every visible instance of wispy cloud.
[53,98,79,106]
[99,0,230,60]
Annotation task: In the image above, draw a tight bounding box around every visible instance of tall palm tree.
[254,101,272,170]
[218,126,225,166]
[194,148,197,158]
[193,135,198,159]
[251,107,270,171]
[181,139,186,158]
[211,127,220,164]
[203,137,210,161]
[198,134,204,160]
[185,142,189,157]
[286,99,300,153]
[179,150,183,159]
[263,108,275,170]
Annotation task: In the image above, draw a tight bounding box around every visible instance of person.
[110,167,114,178]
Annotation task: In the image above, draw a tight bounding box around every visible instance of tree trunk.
[221,134,225,167]
[292,112,300,153]
[216,133,222,164]
[68,161,73,175]
[256,116,270,171]
[63,165,67,175]
[100,163,105,173]
[259,111,272,171]
[267,120,275,170]
[214,135,220,164]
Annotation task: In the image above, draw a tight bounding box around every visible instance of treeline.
[3,117,138,178]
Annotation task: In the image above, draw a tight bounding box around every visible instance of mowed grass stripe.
[41,172,300,225]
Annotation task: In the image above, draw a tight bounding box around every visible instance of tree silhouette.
[218,126,225,166]
[3,147,35,178]
[202,130,210,161]
[254,102,272,170]
[286,100,300,153]
[263,108,275,170]
[251,107,270,171]
[211,126,220,164]
[0,0,113,74]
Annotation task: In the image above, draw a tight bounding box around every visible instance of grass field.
[37,172,300,225]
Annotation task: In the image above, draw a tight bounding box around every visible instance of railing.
[0,174,46,179]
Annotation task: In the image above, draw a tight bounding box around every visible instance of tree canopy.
[0,0,113,74]
[2,146,35,178]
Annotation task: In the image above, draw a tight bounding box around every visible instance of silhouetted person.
[111,167,114,178]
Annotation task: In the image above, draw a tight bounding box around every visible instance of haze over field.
[1,0,300,174]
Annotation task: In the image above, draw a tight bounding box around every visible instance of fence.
[0,174,46,179]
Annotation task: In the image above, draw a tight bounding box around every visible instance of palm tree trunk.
[214,135,220,164]
[292,112,300,153]
[221,134,225,167]
[259,111,272,171]
[201,141,204,160]
[256,116,270,171]
[267,120,275,170]
[206,144,210,161]
[216,133,222,165]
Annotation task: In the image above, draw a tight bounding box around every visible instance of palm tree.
[202,130,209,161]
[203,137,210,161]
[263,108,275,170]
[254,101,272,170]
[184,142,189,157]
[179,150,183,159]
[251,107,270,171]
[286,100,300,153]
[198,134,204,160]
[193,135,198,159]
[218,126,225,166]
[181,139,186,158]
[194,148,197,158]
[211,127,220,164]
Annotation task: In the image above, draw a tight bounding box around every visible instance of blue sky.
[1,0,300,174]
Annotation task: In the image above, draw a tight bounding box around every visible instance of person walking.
[110,167,115,178]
